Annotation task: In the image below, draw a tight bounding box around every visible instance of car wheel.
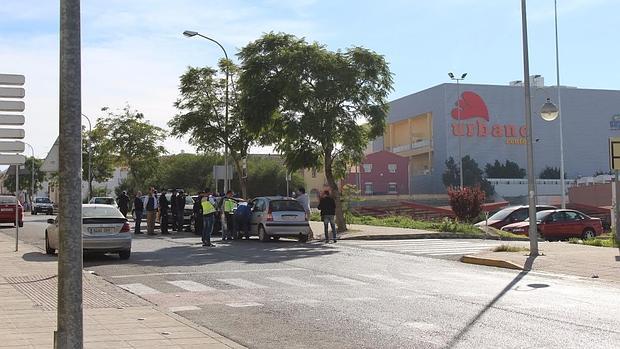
[298,234,308,243]
[258,226,269,242]
[119,250,131,260]
[45,231,55,255]
[272,236,280,241]
[581,229,596,240]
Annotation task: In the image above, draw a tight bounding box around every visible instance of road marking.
[225,302,263,308]
[267,276,318,287]
[109,267,304,279]
[428,251,492,256]
[358,274,405,284]
[396,247,494,253]
[315,275,368,286]
[343,297,378,302]
[218,278,268,289]
[167,280,216,292]
[118,283,161,295]
[168,306,201,312]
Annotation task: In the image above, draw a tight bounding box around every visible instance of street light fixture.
[81,113,92,200]
[449,72,467,188]
[540,98,559,121]
[183,30,230,192]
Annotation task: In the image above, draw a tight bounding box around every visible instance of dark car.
[32,197,55,215]
[501,209,603,240]
[475,205,556,229]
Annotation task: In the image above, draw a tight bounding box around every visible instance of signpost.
[609,138,620,243]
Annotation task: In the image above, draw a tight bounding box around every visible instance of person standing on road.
[201,189,217,247]
[234,201,253,240]
[118,191,130,218]
[193,192,203,235]
[159,189,169,235]
[222,190,236,241]
[144,188,158,236]
[176,190,186,232]
[296,187,310,219]
[318,190,337,243]
[170,190,178,231]
[133,191,144,234]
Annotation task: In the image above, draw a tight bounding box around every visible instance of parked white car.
[88,197,117,206]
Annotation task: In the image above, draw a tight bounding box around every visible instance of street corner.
[460,255,523,270]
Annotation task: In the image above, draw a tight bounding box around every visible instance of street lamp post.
[24,142,35,207]
[81,113,92,200]
[520,0,539,256]
[449,72,467,188]
[183,30,230,193]
[554,0,566,209]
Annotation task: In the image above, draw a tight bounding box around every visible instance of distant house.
[344,150,409,195]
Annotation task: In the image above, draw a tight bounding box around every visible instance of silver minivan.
[250,196,310,242]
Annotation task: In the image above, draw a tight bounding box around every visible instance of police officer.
[222,190,237,241]
[176,190,186,231]
[170,190,178,231]
[201,188,216,247]
[192,191,203,235]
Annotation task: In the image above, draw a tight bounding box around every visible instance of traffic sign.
[610,138,620,170]
[0,74,25,86]
[0,129,25,139]
[0,141,25,152]
[0,100,25,112]
[0,154,25,165]
[0,87,25,98]
[0,114,25,125]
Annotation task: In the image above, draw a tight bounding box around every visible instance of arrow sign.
[0,115,25,125]
[0,141,25,152]
[0,129,25,139]
[0,101,25,112]
[0,87,25,98]
[0,154,26,165]
[0,74,25,86]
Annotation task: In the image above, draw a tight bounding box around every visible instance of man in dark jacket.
[170,190,178,231]
[192,192,203,235]
[118,191,130,217]
[234,202,253,240]
[159,189,169,235]
[176,190,187,231]
[318,190,337,242]
[133,191,144,234]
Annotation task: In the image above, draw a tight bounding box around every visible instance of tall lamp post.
[81,113,92,200]
[553,0,566,209]
[449,72,467,188]
[24,142,35,206]
[520,0,539,256]
[183,30,230,193]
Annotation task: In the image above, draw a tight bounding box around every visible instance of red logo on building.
[451,91,489,121]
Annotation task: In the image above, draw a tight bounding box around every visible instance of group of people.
[117,189,191,235]
[194,189,240,247]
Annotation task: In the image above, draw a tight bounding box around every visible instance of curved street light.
[540,98,559,121]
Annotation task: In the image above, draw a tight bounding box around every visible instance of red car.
[501,209,603,240]
[475,205,556,229]
[0,195,24,227]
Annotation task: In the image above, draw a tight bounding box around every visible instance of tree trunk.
[231,156,247,199]
[324,150,347,232]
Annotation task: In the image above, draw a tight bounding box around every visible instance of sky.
[1,0,619,160]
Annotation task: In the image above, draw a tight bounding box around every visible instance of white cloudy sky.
[1,0,619,159]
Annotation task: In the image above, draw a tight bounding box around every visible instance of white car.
[250,196,310,242]
[45,204,132,259]
[88,196,117,206]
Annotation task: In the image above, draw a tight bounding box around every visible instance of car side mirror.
[47,218,55,224]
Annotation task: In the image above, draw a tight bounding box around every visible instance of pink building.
[345,150,409,195]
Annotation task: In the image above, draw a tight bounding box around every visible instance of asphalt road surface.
[5,215,620,349]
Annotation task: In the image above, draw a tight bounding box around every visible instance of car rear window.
[36,198,51,203]
[269,200,304,212]
[94,198,115,205]
[83,206,124,218]
[0,196,17,204]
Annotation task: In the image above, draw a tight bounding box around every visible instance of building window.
[364,182,373,195]
[363,164,372,173]
[388,164,397,173]
[311,168,317,178]
[388,182,397,194]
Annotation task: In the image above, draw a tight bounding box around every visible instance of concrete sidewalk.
[0,234,245,349]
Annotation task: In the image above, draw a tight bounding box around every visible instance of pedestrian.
[234,201,253,240]
[201,188,217,247]
[159,189,169,235]
[222,190,237,240]
[176,190,186,232]
[170,190,178,231]
[296,187,311,219]
[144,188,158,236]
[192,192,203,235]
[318,190,337,243]
[118,191,130,218]
[133,191,144,234]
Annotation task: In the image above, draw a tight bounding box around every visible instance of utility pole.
[56,0,83,347]
[15,165,19,252]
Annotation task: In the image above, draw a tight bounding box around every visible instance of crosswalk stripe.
[358,274,405,284]
[343,297,378,302]
[315,275,367,286]
[225,302,263,307]
[428,251,489,256]
[218,278,268,289]
[118,283,161,296]
[394,246,494,253]
[267,276,318,287]
[167,280,216,292]
[352,241,493,247]
[169,305,201,312]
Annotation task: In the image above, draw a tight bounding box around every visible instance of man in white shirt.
[296,187,311,218]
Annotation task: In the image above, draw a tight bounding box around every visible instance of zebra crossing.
[341,239,501,257]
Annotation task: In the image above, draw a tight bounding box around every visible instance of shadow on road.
[444,255,539,348]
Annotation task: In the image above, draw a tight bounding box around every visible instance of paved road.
[5,215,620,348]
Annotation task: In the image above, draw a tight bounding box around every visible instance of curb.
[460,255,523,270]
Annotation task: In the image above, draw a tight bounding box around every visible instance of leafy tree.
[149,153,222,194]
[169,61,255,198]
[244,157,304,198]
[539,166,561,179]
[442,156,494,196]
[238,32,393,231]
[448,186,486,222]
[484,160,526,179]
[98,106,166,192]
[82,123,115,199]
[3,158,46,202]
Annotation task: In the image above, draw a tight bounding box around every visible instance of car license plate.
[88,227,116,234]
[1,208,13,212]
[281,215,297,221]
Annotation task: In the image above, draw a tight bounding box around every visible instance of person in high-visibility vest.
[201,189,217,247]
[222,190,237,241]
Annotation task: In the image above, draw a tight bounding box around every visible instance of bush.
[448,186,486,222]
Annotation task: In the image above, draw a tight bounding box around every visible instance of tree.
[82,123,115,198]
[238,32,393,231]
[539,166,561,179]
[3,158,46,202]
[97,106,166,192]
[169,61,255,198]
[442,156,494,196]
[149,153,222,194]
[244,157,304,198]
[485,160,526,179]
[448,186,486,222]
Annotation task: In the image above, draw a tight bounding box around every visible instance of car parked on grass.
[45,204,132,259]
[0,195,23,227]
[501,209,603,240]
[31,197,55,215]
[249,196,310,242]
[475,205,556,229]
